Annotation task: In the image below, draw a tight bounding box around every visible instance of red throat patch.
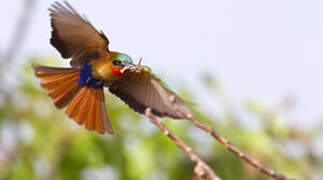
[110,65,123,76]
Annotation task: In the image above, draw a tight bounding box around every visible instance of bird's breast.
[91,58,122,81]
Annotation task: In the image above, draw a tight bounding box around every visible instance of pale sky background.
[1,0,323,128]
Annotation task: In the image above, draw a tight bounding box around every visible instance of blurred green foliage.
[0,58,322,180]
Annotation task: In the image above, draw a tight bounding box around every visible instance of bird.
[32,1,191,135]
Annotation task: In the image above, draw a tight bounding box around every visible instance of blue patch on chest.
[78,63,103,88]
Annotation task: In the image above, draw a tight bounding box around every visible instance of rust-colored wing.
[49,1,110,67]
[109,66,191,119]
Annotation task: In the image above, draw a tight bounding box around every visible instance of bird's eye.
[112,60,124,67]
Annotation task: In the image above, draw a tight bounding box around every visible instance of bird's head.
[110,53,136,76]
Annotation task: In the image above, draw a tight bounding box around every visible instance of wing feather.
[49,1,110,67]
[109,67,191,119]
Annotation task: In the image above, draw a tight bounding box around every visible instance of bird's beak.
[120,62,137,74]
[125,62,137,69]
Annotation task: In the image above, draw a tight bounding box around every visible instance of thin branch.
[188,117,296,180]
[145,108,221,180]
[171,103,296,180]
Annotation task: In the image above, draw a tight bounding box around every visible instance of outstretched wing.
[109,66,191,119]
[49,1,110,67]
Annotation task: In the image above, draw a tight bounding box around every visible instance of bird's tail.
[32,65,114,134]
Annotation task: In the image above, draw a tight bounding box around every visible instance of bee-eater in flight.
[33,1,191,135]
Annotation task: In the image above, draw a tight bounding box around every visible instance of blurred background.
[0,0,322,179]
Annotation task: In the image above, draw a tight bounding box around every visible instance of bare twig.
[188,117,296,180]
[171,104,296,180]
[145,108,221,180]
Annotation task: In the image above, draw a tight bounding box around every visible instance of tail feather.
[97,89,109,133]
[65,88,87,124]
[65,87,114,134]
[71,88,91,125]
[33,65,114,135]
[85,88,97,131]
[51,76,80,108]
[33,65,81,109]
[42,73,78,91]
[97,89,114,134]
